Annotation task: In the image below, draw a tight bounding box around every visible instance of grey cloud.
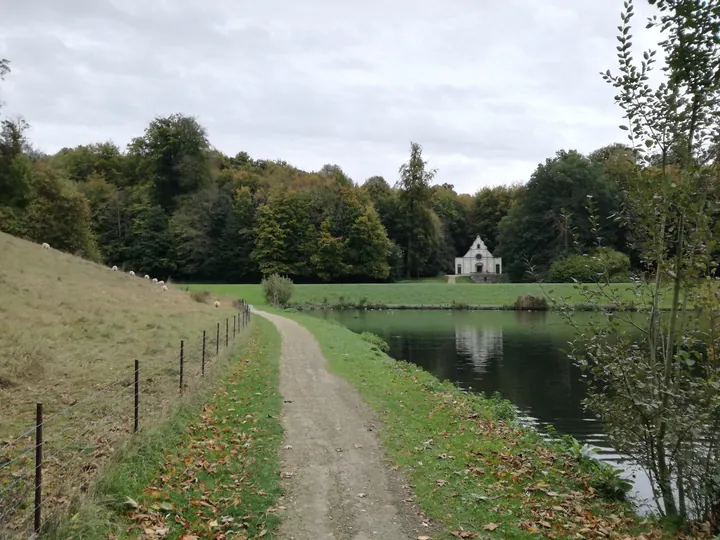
[0,0,656,193]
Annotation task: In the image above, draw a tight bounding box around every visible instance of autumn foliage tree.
[567,0,720,525]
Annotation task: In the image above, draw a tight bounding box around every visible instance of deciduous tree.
[568,0,720,523]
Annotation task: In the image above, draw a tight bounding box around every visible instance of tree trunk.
[656,440,678,516]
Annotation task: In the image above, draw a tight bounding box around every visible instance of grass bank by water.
[273,309,668,539]
[51,318,283,539]
[188,282,643,310]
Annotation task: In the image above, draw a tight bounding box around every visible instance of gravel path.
[256,311,429,540]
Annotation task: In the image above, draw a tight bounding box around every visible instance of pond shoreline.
[287,302,673,312]
[271,308,667,538]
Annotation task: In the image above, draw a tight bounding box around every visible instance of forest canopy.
[3,58,712,283]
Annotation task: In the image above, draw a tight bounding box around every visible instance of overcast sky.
[0,0,661,194]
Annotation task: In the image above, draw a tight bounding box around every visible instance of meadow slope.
[0,232,251,536]
[0,232,245,438]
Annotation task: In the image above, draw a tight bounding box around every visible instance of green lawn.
[269,309,667,539]
[187,282,642,309]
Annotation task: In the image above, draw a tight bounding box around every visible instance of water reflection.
[455,324,503,373]
[308,309,656,512]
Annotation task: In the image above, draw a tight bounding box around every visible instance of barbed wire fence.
[0,300,252,539]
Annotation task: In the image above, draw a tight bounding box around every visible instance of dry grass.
[0,232,249,536]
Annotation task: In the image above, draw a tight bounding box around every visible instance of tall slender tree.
[569,0,720,522]
[397,142,435,278]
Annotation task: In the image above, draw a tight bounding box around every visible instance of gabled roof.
[460,235,496,258]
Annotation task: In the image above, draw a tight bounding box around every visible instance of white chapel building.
[455,235,502,279]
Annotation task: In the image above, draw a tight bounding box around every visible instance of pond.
[307,308,656,512]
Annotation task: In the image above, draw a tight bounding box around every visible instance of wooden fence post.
[202,330,206,376]
[134,360,139,433]
[179,340,184,392]
[34,402,43,535]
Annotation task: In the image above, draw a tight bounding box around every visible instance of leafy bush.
[261,274,294,306]
[479,391,517,422]
[555,433,632,502]
[549,248,629,283]
[513,294,548,311]
[450,299,470,310]
[189,290,210,303]
[359,332,389,353]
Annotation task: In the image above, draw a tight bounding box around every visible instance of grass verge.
[188,282,657,312]
[273,309,670,539]
[48,317,283,539]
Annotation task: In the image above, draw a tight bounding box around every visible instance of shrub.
[555,433,632,502]
[549,248,629,283]
[261,274,294,306]
[359,332,389,353]
[513,294,548,311]
[189,290,210,303]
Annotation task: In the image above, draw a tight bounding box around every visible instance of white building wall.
[454,235,502,275]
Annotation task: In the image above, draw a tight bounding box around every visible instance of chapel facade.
[454,235,502,280]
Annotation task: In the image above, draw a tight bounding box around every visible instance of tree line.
[1,60,717,283]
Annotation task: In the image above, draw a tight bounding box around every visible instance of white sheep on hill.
[152,278,158,284]
[111,266,118,271]
[144,275,150,280]
[157,280,164,286]
[42,243,50,249]
[128,271,135,277]
[214,301,220,308]
[161,285,168,291]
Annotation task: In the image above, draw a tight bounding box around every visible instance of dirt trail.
[256,311,428,540]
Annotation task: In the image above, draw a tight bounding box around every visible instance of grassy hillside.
[0,232,249,535]
[0,232,244,435]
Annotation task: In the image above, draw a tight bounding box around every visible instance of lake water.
[307,308,656,512]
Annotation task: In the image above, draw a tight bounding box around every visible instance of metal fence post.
[233,315,236,338]
[179,340,184,392]
[202,330,206,377]
[134,360,139,433]
[216,323,220,355]
[34,402,43,535]
[226,318,229,347]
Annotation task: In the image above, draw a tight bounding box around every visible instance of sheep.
[41,243,50,249]
[214,301,220,308]
[152,278,158,284]
[144,275,150,280]
[128,271,135,277]
[112,266,118,271]
[157,280,164,286]
[161,285,168,291]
